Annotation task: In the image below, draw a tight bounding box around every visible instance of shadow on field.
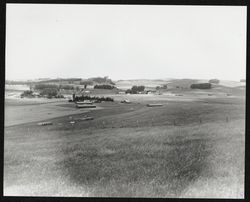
[161,136,212,195]
[58,127,213,197]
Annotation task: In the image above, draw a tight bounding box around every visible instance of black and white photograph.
[4,3,246,198]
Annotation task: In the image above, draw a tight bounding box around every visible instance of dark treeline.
[126,85,145,94]
[74,95,114,102]
[190,83,212,89]
[90,76,115,85]
[34,84,75,90]
[94,84,115,89]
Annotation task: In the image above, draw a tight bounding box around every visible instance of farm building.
[147,104,163,107]
[146,90,156,94]
[76,104,96,108]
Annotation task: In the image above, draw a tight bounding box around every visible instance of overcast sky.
[6,4,246,81]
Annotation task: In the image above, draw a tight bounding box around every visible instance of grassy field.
[4,87,245,197]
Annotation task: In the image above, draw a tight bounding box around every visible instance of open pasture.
[4,99,101,127]
[4,91,245,197]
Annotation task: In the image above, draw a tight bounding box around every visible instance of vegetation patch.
[94,85,115,90]
[126,85,145,94]
[20,90,35,98]
[190,83,212,89]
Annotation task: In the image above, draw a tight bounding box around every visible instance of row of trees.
[80,76,115,89]
[34,84,76,90]
[156,84,167,90]
[33,76,116,90]
[94,84,115,89]
[190,83,212,89]
[74,95,114,102]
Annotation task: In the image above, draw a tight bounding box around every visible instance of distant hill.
[216,80,246,88]
[115,79,172,90]
[166,79,203,89]
[114,78,246,94]
[6,78,245,94]
[36,78,82,84]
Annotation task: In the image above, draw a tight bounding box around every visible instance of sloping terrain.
[4,94,245,197]
[218,80,246,88]
[115,79,172,90]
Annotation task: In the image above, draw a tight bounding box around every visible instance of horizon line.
[5,77,245,82]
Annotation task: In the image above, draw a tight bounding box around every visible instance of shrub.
[190,83,212,89]
[21,90,34,97]
[162,84,168,89]
[125,89,132,94]
[55,94,64,98]
[40,88,58,97]
[80,80,94,89]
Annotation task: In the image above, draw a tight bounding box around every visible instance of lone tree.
[21,90,34,98]
[80,80,93,89]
